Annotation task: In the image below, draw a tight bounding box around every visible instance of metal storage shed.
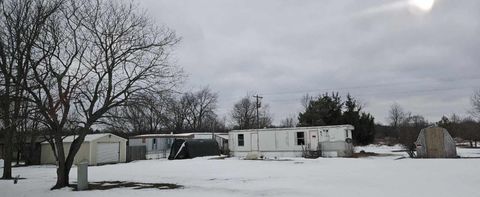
[41,133,127,165]
[415,126,457,158]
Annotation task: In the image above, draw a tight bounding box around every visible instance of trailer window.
[296,132,305,145]
[152,138,157,150]
[238,134,244,146]
[345,130,349,138]
[324,129,329,137]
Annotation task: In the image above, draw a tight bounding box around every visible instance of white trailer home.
[129,133,194,159]
[129,132,229,159]
[229,125,354,158]
[191,133,229,153]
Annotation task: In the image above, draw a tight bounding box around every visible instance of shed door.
[97,142,120,164]
[425,128,445,158]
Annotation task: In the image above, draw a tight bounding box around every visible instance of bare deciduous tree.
[458,117,480,147]
[471,89,480,119]
[22,0,181,189]
[182,87,218,131]
[68,0,179,189]
[231,95,272,129]
[0,0,61,179]
[301,93,312,110]
[280,115,297,128]
[399,114,429,157]
[388,103,407,130]
[231,97,256,129]
[105,92,174,133]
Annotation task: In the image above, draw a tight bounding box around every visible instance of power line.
[217,75,480,104]
[214,76,480,116]
[267,85,476,103]
[261,75,480,96]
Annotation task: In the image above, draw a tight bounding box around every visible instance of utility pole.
[253,94,263,129]
[253,94,263,154]
[211,118,215,140]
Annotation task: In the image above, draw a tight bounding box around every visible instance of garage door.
[96,142,119,164]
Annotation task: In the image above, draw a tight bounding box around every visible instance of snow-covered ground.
[456,147,480,158]
[355,144,480,158]
[1,146,479,197]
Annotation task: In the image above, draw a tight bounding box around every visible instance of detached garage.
[41,133,127,165]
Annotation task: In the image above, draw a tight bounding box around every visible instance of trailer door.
[309,130,319,151]
[251,133,258,151]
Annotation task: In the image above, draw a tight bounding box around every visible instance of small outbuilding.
[168,139,220,160]
[41,133,127,165]
[415,126,457,158]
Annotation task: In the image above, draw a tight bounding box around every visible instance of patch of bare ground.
[351,150,399,158]
[71,181,183,191]
[351,151,379,158]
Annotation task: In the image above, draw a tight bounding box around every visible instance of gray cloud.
[140,0,480,124]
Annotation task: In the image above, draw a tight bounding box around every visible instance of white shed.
[229,125,354,158]
[41,133,127,165]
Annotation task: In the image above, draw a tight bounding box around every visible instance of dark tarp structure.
[168,139,220,160]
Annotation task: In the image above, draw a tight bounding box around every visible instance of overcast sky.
[139,0,480,125]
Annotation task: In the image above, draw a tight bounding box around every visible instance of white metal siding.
[96,142,119,164]
[259,131,276,151]
[229,125,354,157]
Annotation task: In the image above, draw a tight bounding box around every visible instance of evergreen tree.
[298,92,343,126]
[298,92,376,145]
[355,112,376,145]
[342,94,361,128]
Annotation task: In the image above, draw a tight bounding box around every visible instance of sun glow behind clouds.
[358,0,435,17]
[409,0,435,12]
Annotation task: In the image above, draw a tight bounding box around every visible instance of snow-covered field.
[1,146,479,197]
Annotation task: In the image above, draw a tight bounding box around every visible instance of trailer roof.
[130,133,194,139]
[40,133,124,144]
[229,124,354,133]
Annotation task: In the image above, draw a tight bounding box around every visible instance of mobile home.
[191,133,229,154]
[229,125,354,158]
[129,133,194,159]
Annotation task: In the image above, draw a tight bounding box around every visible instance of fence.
[126,146,146,162]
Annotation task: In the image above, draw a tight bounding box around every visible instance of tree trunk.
[1,84,13,179]
[26,135,38,165]
[51,137,68,189]
[51,133,87,189]
[2,141,13,179]
[1,128,13,179]
[470,140,473,148]
[52,160,69,190]
[16,150,20,166]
